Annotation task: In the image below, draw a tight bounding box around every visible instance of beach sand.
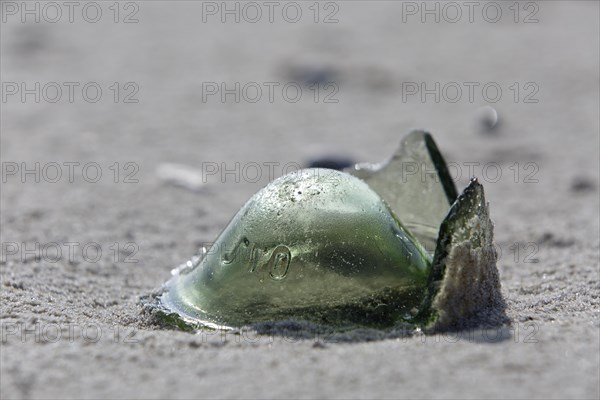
[1,1,599,398]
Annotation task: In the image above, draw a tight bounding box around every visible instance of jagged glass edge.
[345,130,459,252]
[415,178,500,328]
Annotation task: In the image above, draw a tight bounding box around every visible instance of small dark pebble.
[307,157,355,171]
[570,177,597,193]
[26,210,44,220]
[4,281,25,290]
[539,232,575,248]
[287,65,338,87]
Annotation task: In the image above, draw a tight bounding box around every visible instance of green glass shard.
[418,178,504,330]
[346,130,458,253]
[161,169,431,329]
[154,131,503,332]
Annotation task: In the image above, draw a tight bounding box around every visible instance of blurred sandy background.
[1,1,599,398]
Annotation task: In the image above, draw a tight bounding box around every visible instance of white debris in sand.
[156,163,206,192]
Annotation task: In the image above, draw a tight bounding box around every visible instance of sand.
[1,1,599,398]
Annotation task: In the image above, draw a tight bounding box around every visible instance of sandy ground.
[1,1,599,399]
